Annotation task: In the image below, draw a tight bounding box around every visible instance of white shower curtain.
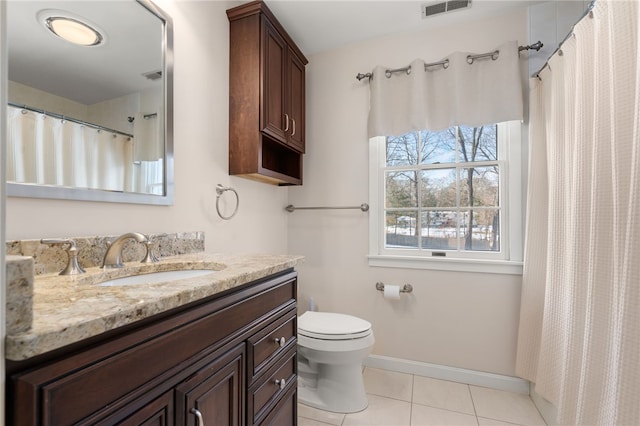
[7,107,37,183]
[7,105,136,192]
[516,1,640,424]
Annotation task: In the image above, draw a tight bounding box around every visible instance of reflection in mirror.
[6,0,173,205]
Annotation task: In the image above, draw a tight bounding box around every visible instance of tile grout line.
[467,384,481,426]
[410,399,483,417]
[409,373,415,426]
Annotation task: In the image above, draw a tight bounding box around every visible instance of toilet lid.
[298,311,372,340]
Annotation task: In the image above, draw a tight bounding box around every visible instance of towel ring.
[215,184,239,220]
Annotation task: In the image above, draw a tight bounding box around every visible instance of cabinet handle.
[275,378,287,390]
[274,337,286,347]
[191,408,205,426]
[284,114,290,132]
[291,118,296,137]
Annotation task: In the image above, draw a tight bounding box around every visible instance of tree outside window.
[384,124,500,252]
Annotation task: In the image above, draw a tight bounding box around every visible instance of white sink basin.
[97,270,216,287]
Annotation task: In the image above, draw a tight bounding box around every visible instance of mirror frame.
[7,0,174,205]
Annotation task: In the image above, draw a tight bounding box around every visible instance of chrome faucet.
[101,232,148,269]
[41,239,86,275]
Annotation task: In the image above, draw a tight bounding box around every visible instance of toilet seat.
[298,311,372,340]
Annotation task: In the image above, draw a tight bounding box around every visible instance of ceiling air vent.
[142,70,163,81]
[422,0,471,18]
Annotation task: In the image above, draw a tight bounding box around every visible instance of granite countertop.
[6,253,303,361]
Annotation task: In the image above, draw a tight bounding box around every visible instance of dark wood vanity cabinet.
[7,271,298,426]
[227,0,308,186]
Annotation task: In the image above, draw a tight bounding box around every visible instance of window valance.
[367,41,524,138]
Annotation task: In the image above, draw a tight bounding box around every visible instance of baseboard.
[529,382,559,426]
[364,355,530,394]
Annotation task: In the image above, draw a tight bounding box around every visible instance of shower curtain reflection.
[7,105,163,194]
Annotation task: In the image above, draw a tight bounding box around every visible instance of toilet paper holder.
[375,282,413,293]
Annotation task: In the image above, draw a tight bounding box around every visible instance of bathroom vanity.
[5,250,302,426]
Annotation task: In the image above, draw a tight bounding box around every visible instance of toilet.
[297,311,374,413]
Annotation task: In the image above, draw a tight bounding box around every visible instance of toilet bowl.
[297,311,374,413]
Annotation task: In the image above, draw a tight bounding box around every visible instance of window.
[369,121,524,274]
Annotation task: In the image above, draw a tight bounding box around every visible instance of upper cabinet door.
[261,19,287,144]
[287,50,306,153]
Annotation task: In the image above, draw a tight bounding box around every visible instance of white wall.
[528,0,590,75]
[289,7,529,376]
[5,1,290,255]
[9,80,89,119]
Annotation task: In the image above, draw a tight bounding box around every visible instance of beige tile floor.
[298,367,547,426]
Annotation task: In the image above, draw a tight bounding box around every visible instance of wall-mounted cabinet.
[227,0,308,185]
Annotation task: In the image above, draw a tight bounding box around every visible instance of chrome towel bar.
[285,203,369,212]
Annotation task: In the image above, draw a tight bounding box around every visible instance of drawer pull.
[274,337,286,347]
[275,378,287,390]
[191,407,205,426]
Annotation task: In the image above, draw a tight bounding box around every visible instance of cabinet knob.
[191,407,205,426]
[274,337,286,347]
[275,378,287,390]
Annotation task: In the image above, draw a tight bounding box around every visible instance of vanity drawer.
[248,345,297,425]
[248,308,297,383]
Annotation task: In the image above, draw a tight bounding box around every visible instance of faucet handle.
[41,239,86,275]
[141,233,166,263]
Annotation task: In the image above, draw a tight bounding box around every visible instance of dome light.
[38,10,106,47]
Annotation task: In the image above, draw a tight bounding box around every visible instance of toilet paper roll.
[383,284,401,300]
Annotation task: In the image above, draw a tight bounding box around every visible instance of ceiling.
[7,1,161,105]
[262,0,541,56]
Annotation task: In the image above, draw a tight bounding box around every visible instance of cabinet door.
[287,50,305,153]
[176,344,245,426]
[262,18,287,144]
[114,391,175,426]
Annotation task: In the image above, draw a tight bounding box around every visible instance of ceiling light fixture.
[38,10,106,47]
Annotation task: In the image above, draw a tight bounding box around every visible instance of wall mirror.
[6,0,173,205]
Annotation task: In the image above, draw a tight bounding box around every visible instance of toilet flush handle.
[274,337,286,347]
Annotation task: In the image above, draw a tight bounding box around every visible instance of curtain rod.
[8,102,134,138]
[356,41,544,81]
[533,0,596,79]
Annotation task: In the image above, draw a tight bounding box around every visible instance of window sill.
[367,254,523,275]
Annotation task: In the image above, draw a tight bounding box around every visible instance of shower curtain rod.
[8,102,134,138]
[356,40,544,81]
[533,0,596,79]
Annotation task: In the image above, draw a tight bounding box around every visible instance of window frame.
[368,121,524,275]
